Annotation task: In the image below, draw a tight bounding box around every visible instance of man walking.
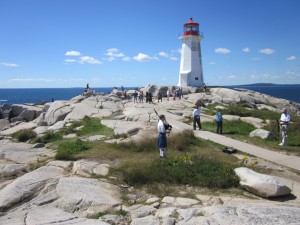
[193,106,203,130]
[279,108,290,146]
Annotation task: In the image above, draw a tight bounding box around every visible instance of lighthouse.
[178,18,204,87]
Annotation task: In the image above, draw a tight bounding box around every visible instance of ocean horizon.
[0,85,300,105]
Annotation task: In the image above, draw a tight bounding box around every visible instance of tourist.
[137,91,141,103]
[124,90,127,101]
[145,92,149,103]
[279,108,290,146]
[157,114,168,159]
[203,83,207,92]
[179,87,183,99]
[215,109,223,134]
[167,89,170,101]
[173,89,176,100]
[133,91,138,103]
[140,91,144,103]
[149,92,153,103]
[193,106,203,130]
[157,91,162,103]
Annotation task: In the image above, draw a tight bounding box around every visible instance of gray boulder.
[250,129,274,140]
[234,167,291,198]
[0,119,10,131]
[11,104,43,121]
[42,101,72,125]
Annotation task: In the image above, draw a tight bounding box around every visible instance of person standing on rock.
[279,108,290,146]
[157,91,162,103]
[157,114,168,158]
[193,106,203,130]
[215,109,223,134]
[133,91,138,103]
[166,89,170,101]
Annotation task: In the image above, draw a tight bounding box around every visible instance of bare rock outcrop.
[234,167,291,198]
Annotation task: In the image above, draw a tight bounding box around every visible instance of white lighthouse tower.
[178,18,204,87]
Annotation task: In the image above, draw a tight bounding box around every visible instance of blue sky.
[0,0,299,88]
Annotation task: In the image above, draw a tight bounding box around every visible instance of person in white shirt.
[193,106,203,130]
[166,89,170,101]
[157,114,168,158]
[279,108,291,146]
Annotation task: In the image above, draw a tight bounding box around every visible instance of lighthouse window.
[195,77,199,80]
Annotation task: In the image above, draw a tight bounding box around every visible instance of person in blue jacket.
[215,109,223,134]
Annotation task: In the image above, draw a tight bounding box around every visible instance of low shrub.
[55,139,91,160]
[75,116,113,136]
[121,155,239,188]
[34,131,62,143]
[12,129,37,142]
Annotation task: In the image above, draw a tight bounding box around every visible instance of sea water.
[0,85,299,105]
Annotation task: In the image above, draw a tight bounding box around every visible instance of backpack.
[215,112,223,122]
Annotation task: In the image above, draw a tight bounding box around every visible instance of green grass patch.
[55,139,92,160]
[11,129,37,142]
[206,104,282,121]
[202,120,256,136]
[34,131,63,143]
[74,116,113,136]
[120,156,239,188]
[51,129,240,195]
[33,116,114,144]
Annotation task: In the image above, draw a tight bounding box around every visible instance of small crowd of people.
[82,83,95,97]
[157,106,291,159]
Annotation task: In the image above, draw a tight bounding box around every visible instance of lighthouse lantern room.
[178,18,204,87]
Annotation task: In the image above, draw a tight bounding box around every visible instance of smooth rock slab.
[72,160,110,177]
[234,167,291,198]
[190,204,300,225]
[0,166,64,210]
[0,140,55,164]
[26,205,110,225]
[130,215,160,225]
[55,177,121,216]
[0,163,29,177]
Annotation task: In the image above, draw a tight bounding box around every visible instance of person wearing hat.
[279,108,291,146]
[157,114,168,158]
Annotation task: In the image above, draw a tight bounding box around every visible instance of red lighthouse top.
[183,18,199,36]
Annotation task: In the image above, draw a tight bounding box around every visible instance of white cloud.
[133,53,151,62]
[215,48,231,54]
[107,56,116,62]
[158,52,169,57]
[1,62,19,67]
[80,56,102,64]
[209,62,216,65]
[106,48,125,58]
[65,59,77,63]
[242,47,250,53]
[8,77,85,83]
[251,58,260,61]
[250,74,259,80]
[229,75,237,79]
[122,57,132,61]
[170,57,178,61]
[259,48,275,55]
[65,51,81,56]
[286,56,296,61]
